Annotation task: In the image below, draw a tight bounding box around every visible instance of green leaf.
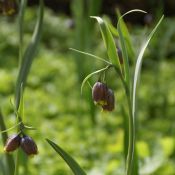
[81,66,109,94]
[91,16,121,72]
[0,122,22,134]
[116,9,135,62]
[15,0,44,110]
[132,15,164,120]
[108,22,119,37]
[17,83,24,122]
[117,9,147,88]
[70,48,111,64]
[46,139,86,175]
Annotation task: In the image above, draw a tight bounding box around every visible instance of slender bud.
[102,89,115,111]
[4,134,21,153]
[20,136,38,156]
[92,82,108,105]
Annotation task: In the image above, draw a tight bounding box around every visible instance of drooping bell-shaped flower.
[102,88,115,111]
[92,82,108,106]
[20,136,38,156]
[4,134,21,153]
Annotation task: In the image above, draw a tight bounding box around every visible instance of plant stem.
[114,67,135,175]
[18,0,27,67]
[14,150,19,175]
[125,91,135,175]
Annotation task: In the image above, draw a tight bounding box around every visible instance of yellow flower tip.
[95,100,107,106]
[3,147,12,154]
[101,109,109,113]
[3,147,7,153]
[28,154,37,158]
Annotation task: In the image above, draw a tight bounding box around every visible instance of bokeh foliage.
[0,5,175,175]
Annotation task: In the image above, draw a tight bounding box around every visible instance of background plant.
[1,1,175,175]
[0,0,43,174]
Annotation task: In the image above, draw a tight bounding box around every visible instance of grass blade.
[116,9,135,62]
[91,16,121,72]
[132,15,164,121]
[117,10,147,88]
[15,0,44,109]
[70,48,111,64]
[46,139,86,175]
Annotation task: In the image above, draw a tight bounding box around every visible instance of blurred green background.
[0,1,175,175]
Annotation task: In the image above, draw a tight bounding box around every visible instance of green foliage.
[81,10,163,175]
[15,0,44,109]
[91,16,121,70]
[0,5,175,175]
[47,139,86,175]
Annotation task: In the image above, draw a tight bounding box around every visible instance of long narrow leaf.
[116,10,135,61]
[15,0,44,109]
[81,66,109,94]
[132,15,164,120]
[117,9,147,88]
[46,139,86,175]
[91,16,121,72]
[70,48,111,64]
[0,122,22,134]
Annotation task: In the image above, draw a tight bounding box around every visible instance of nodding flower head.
[102,88,115,112]
[20,136,38,156]
[92,82,108,106]
[4,134,21,153]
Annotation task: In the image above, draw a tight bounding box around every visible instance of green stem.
[18,0,27,67]
[14,150,19,175]
[114,67,135,175]
[125,91,135,175]
[14,1,27,174]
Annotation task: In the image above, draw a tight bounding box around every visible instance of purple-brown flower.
[20,136,38,156]
[102,88,115,111]
[4,134,21,153]
[92,82,108,106]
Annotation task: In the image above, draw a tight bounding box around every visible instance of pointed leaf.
[132,15,164,121]
[116,9,135,61]
[70,48,111,64]
[91,16,121,72]
[117,9,147,88]
[15,0,44,109]
[46,139,86,175]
